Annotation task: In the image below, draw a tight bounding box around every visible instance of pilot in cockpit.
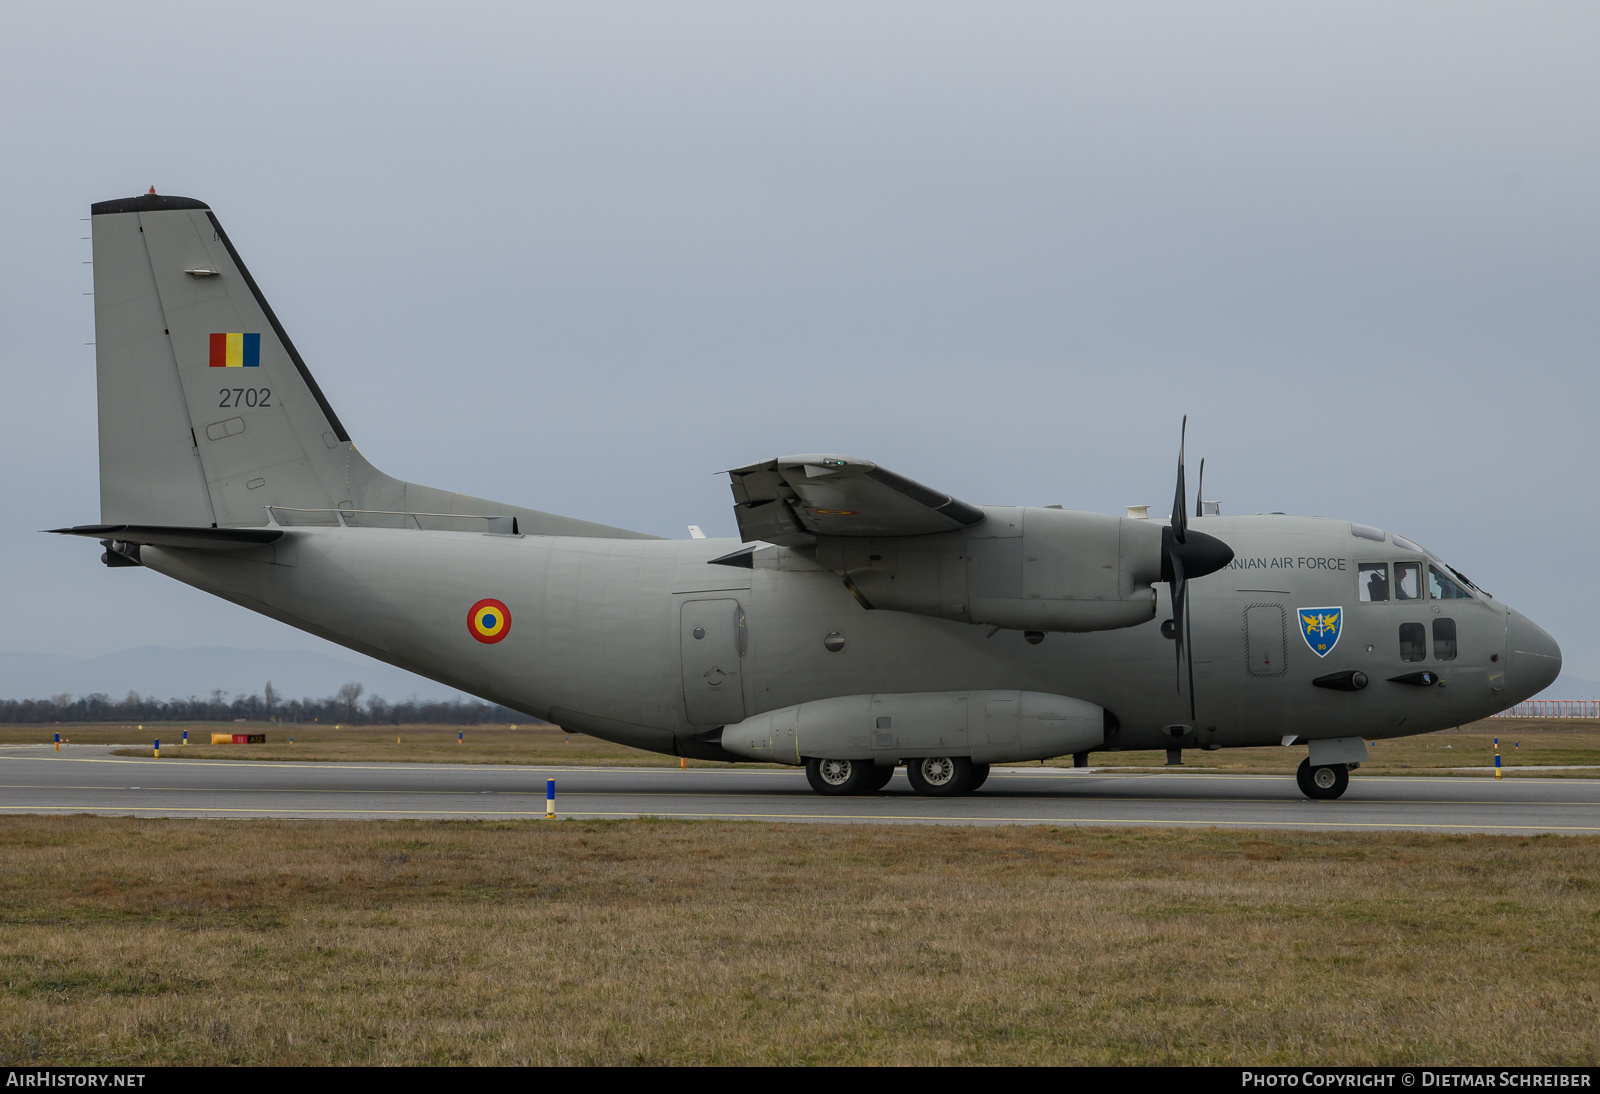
[1359,562,1390,603]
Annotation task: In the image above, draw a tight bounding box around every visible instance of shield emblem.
[1297,606,1343,658]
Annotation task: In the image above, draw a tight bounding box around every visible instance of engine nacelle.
[814,505,1165,633]
[719,689,1111,765]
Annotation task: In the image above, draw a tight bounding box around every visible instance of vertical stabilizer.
[92,193,346,526]
[89,193,654,539]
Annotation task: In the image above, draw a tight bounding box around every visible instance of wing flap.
[727,455,984,544]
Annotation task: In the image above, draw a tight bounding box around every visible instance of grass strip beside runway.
[0,816,1596,1065]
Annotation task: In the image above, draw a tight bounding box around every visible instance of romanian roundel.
[468,598,511,644]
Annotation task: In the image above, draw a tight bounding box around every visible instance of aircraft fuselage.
[139,509,1551,758]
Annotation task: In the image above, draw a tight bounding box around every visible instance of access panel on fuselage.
[1244,603,1288,677]
[680,598,748,726]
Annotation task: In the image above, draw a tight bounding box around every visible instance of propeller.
[1160,418,1234,719]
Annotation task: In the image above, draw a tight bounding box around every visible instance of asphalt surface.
[1,745,1597,834]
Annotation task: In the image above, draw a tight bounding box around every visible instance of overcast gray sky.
[3,2,1597,686]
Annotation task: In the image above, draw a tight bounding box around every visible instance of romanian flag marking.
[468,598,511,644]
[209,332,261,367]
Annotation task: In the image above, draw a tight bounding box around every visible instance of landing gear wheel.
[966,763,991,793]
[905,756,974,797]
[1297,758,1350,800]
[861,764,895,793]
[805,757,876,796]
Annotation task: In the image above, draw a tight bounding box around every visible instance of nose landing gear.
[1296,757,1351,800]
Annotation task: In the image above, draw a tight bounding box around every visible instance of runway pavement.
[1,745,1597,833]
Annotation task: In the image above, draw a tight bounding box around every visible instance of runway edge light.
[546,779,555,819]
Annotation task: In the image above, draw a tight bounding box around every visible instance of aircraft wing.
[727,455,985,545]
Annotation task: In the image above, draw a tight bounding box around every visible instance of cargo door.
[680,598,748,726]
[1244,603,1287,678]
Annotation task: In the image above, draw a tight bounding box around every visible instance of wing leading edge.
[727,455,984,545]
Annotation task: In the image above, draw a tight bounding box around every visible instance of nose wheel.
[1296,757,1350,800]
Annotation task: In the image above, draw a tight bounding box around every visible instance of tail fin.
[90,193,651,538]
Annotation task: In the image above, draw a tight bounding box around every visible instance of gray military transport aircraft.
[54,192,1562,800]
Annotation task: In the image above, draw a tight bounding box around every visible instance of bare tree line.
[0,681,533,725]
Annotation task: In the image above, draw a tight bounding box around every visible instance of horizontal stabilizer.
[49,524,283,550]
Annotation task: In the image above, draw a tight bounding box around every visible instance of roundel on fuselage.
[468,598,511,644]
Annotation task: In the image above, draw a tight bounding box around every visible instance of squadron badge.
[1297,606,1343,658]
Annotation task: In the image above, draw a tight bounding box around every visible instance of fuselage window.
[1428,566,1472,600]
[1399,622,1426,662]
[1433,618,1457,660]
[1394,562,1422,601]
[1358,563,1389,602]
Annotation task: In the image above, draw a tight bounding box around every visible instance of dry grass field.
[11,717,1598,776]
[0,816,1596,1065]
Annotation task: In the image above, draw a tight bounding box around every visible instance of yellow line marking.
[0,755,802,776]
[3,784,1598,808]
[0,804,1596,831]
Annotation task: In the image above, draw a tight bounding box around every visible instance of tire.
[805,757,876,796]
[860,764,896,793]
[905,756,974,797]
[966,763,991,793]
[1297,757,1350,800]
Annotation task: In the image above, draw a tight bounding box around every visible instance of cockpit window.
[1429,565,1472,600]
[1399,622,1426,662]
[1358,563,1390,602]
[1350,524,1386,542]
[1433,618,1458,660]
[1394,561,1422,601]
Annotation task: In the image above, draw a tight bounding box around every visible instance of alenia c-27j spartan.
[56,192,1562,800]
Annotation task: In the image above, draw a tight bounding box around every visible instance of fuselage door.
[1244,603,1288,678]
[984,697,1019,752]
[680,598,748,726]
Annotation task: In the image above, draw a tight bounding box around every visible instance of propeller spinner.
[1159,419,1234,718]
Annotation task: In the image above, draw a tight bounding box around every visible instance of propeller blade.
[1170,551,1186,692]
[1171,416,1188,544]
[1184,583,1197,719]
[1196,457,1205,519]
[1159,417,1229,720]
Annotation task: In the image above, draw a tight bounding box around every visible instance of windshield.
[1429,565,1472,600]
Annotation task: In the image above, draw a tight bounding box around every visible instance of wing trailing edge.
[727,455,984,545]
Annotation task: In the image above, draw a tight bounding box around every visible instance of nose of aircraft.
[1505,609,1562,701]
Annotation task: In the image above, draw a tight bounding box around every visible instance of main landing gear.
[1296,757,1351,800]
[805,757,895,796]
[804,757,990,796]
